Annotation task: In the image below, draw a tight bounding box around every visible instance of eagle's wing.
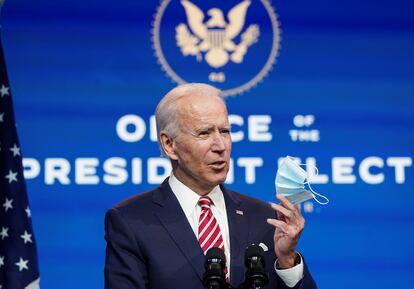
[176,24,200,56]
[225,0,251,40]
[181,0,208,40]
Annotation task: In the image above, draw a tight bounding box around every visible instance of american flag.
[0,30,40,288]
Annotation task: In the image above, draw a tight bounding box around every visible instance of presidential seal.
[152,0,280,97]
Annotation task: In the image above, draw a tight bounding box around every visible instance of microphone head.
[244,244,269,288]
[205,247,226,269]
[203,247,227,289]
[244,244,265,267]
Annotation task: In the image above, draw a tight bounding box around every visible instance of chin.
[210,172,228,185]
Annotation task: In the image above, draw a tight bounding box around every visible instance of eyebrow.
[201,122,230,129]
[193,124,231,133]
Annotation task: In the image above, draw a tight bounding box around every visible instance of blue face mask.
[275,156,329,205]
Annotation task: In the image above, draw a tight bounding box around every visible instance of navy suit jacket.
[105,179,317,289]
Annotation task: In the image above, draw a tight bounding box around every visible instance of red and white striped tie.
[198,196,228,281]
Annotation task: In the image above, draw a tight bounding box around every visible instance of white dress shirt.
[169,173,304,287]
[169,173,231,273]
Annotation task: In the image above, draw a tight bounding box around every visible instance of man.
[104,83,317,289]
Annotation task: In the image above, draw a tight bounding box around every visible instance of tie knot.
[198,196,212,209]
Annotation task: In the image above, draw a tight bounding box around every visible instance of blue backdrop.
[2,0,414,288]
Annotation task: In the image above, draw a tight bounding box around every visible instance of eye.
[220,128,230,135]
[198,130,210,136]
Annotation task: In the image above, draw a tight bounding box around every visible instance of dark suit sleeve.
[104,208,149,289]
[297,259,317,289]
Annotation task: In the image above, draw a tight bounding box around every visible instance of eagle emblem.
[176,0,260,68]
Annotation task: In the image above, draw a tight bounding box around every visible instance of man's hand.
[266,195,305,269]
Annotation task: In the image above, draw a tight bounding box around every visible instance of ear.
[159,131,179,160]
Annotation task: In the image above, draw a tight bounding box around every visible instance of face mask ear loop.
[300,163,330,205]
[307,182,330,205]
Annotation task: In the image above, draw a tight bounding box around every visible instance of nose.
[211,131,226,153]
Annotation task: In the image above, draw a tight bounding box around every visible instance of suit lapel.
[153,180,205,281]
[222,186,249,285]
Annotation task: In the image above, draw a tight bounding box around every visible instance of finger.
[296,204,304,219]
[277,210,286,223]
[276,194,297,212]
[277,195,301,218]
[270,202,294,221]
[267,218,289,234]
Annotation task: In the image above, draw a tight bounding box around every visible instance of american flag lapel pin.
[236,210,244,216]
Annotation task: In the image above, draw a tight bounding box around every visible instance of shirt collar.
[169,173,226,218]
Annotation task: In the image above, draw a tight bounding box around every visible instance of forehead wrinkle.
[175,95,228,132]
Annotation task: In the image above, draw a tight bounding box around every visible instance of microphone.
[242,244,268,289]
[203,247,227,289]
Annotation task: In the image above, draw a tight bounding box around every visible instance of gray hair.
[155,83,224,155]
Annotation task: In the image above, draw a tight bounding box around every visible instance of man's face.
[168,94,231,195]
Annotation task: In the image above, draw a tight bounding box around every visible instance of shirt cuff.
[274,254,304,288]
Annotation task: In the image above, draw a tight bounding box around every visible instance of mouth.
[209,160,227,170]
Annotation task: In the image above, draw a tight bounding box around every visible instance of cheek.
[224,139,232,155]
[177,143,206,164]
[175,139,193,155]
